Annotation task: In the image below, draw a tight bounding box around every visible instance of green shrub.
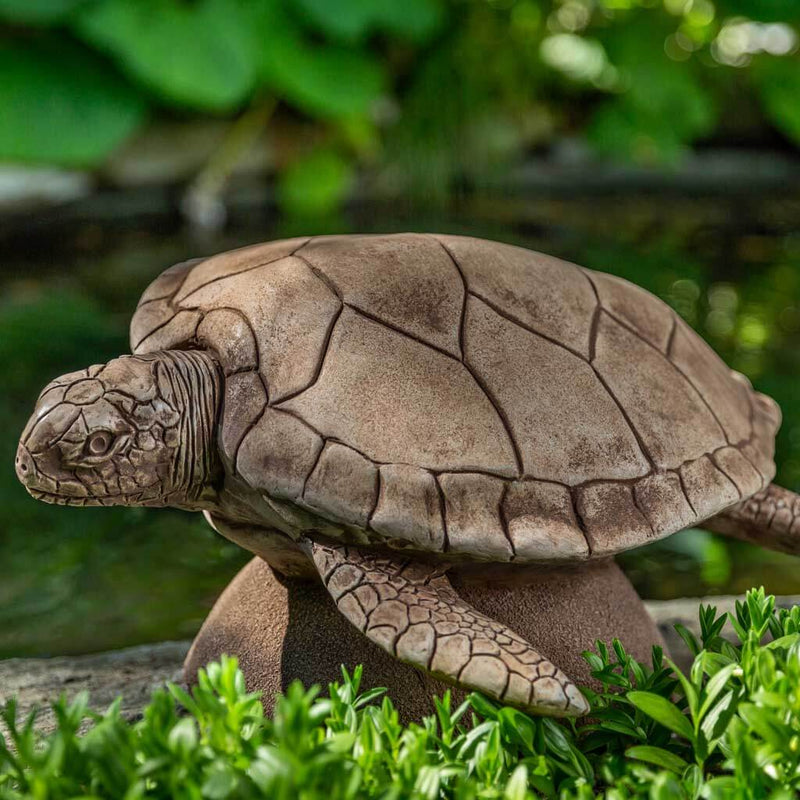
[3,587,800,798]
[0,0,799,209]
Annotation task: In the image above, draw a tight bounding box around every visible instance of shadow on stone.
[184,556,664,719]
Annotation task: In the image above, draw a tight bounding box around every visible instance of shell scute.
[298,234,464,357]
[679,455,740,519]
[502,481,588,561]
[220,372,266,470]
[713,446,763,498]
[575,482,652,557]
[196,308,258,374]
[438,472,513,561]
[279,307,517,475]
[237,407,322,500]
[303,441,378,528]
[371,464,445,552]
[670,318,752,443]
[464,294,650,484]
[136,309,201,352]
[178,256,341,402]
[593,312,726,470]
[174,237,309,303]
[137,258,200,306]
[587,270,674,352]
[437,234,596,357]
[633,472,696,534]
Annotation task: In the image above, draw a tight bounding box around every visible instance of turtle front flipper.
[304,541,589,717]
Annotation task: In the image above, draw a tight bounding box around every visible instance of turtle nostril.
[15,445,34,483]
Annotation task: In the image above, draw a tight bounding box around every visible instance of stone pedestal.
[184,556,664,719]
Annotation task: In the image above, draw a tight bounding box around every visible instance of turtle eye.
[86,431,114,457]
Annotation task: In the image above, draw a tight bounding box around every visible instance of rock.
[0,641,188,736]
[183,557,665,720]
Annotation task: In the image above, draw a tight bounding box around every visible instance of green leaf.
[588,16,716,162]
[627,692,694,741]
[504,764,528,800]
[0,39,146,166]
[752,56,800,145]
[250,1,385,118]
[0,0,87,23]
[625,745,689,774]
[277,148,354,217]
[698,663,738,721]
[293,0,444,44]
[72,0,255,111]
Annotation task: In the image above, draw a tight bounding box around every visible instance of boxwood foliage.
[3,587,800,798]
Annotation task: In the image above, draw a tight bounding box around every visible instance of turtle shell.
[130,234,781,562]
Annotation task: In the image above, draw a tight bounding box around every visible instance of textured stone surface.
[634,472,696,534]
[680,456,740,519]
[713,446,763,498]
[298,234,464,357]
[575,483,653,556]
[593,312,726,470]
[303,442,378,527]
[123,233,782,564]
[437,235,596,357]
[670,318,752,444]
[176,256,341,402]
[184,557,664,720]
[219,371,266,469]
[136,309,202,352]
[438,472,513,560]
[464,296,649,484]
[280,308,517,475]
[587,270,674,352]
[196,308,258,374]
[0,642,188,736]
[371,464,445,551]
[173,237,309,303]
[237,407,322,500]
[503,481,588,561]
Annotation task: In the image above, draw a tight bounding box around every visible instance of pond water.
[2,188,800,658]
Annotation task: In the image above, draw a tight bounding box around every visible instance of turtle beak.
[15,403,90,503]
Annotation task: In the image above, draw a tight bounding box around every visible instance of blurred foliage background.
[0,0,799,213]
[1,0,800,658]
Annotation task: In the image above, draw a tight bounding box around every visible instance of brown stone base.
[184,556,664,720]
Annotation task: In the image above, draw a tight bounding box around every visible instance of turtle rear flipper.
[304,541,589,717]
[706,483,800,556]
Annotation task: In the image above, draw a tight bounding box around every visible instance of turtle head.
[16,351,223,510]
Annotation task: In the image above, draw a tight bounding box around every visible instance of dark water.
[2,189,800,658]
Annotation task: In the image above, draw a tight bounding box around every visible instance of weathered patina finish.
[15,233,796,717]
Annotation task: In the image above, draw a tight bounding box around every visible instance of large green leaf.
[752,56,800,145]
[0,40,147,166]
[251,2,385,117]
[72,0,255,112]
[292,0,444,43]
[588,16,716,162]
[627,692,695,740]
[0,0,87,23]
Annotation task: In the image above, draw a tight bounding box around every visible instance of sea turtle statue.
[15,234,794,717]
